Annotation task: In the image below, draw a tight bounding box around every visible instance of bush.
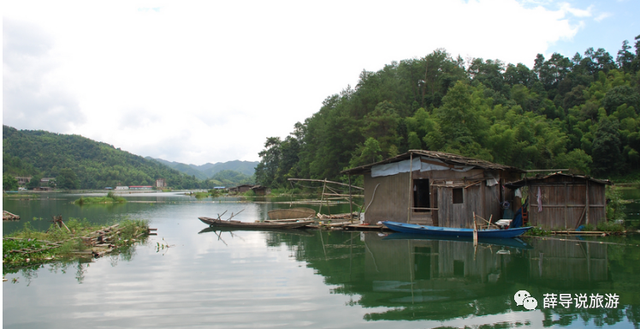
[596,220,625,233]
[524,226,551,236]
[605,186,626,221]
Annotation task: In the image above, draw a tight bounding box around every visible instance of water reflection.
[290,231,639,327]
[4,193,640,328]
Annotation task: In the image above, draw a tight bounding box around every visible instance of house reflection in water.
[527,238,609,289]
[356,233,610,321]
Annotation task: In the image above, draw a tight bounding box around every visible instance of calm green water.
[3,192,640,328]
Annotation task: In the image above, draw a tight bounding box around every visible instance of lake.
[3,191,640,328]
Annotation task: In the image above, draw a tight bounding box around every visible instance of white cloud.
[3,0,591,164]
[595,12,613,22]
[3,18,86,132]
[559,3,592,18]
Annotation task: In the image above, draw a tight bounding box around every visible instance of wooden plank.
[408,152,413,223]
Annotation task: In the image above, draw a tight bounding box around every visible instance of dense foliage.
[204,169,254,187]
[3,126,202,189]
[256,37,640,188]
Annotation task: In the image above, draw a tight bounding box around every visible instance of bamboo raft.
[3,210,20,221]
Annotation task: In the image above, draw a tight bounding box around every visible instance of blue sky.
[3,0,638,165]
[543,0,639,62]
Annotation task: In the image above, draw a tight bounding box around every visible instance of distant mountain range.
[2,125,258,189]
[147,158,258,180]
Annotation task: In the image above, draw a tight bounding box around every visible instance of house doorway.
[413,179,430,212]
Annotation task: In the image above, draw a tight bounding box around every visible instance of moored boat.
[382,221,532,239]
[198,217,313,230]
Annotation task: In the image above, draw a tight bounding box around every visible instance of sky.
[3,0,639,165]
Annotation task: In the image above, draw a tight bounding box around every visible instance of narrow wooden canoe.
[198,217,313,229]
[382,221,532,239]
[267,208,316,220]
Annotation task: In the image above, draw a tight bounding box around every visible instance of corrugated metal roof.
[504,173,611,187]
[341,150,523,175]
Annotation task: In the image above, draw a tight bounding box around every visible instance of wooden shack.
[229,184,254,194]
[251,185,269,196]
[341,150,523,227]
[505,173,610,230]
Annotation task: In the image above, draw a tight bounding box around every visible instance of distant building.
[155,178,167,188]
[251,185,269,196]
[40,178,56,188]
[229,184,254,194]
[129,186,153,190]
[15,177,32,186]
[115,186,129,190]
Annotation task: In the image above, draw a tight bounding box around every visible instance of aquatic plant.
[74,192,127,205]
[3,218,149,274]
[524,226,551,236]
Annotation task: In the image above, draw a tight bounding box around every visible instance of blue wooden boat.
[381,221,532,239]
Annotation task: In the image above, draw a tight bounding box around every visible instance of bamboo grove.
[256,36,640,188]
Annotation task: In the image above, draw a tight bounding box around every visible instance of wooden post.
[585,180,590,225]
[319,178,327,216]
[408,152,413,223]
[473,212,478,246]
[564,182,568,229]
[481,178,485,222]
[348,175,353,222]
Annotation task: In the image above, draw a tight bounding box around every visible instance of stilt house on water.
[505,173,610,230]
[341,150,523,228]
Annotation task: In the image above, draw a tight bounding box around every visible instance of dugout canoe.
[198,217,313,229]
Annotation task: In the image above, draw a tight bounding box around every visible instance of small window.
[452,188,463,204]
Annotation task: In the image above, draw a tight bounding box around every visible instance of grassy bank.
[74,192,126,205]
[3,218,149,274]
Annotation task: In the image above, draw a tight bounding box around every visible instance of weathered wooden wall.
[527,181,606,230]
[363,172,411,224]
[363,167,518,227]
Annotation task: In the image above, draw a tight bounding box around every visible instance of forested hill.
[256,37,640,188]
[148,158,258,180]
[3,125,201,189]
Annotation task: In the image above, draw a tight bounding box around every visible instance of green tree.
[57,168,79,190]
[349,137,383,168]
[407,132,422,149]
[591,117,622,176]
[3,175,18,191]
[255,137,282,187]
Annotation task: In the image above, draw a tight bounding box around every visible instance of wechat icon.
[514,290,538,310]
